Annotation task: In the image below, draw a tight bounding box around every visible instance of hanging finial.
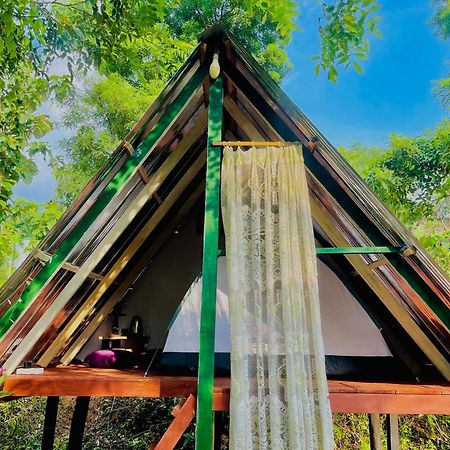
[209,52,220,79]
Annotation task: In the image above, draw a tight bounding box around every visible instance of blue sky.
[13,0,449,202]
[283,0,449,146]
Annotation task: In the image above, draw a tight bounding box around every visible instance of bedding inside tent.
[157,256,408,379]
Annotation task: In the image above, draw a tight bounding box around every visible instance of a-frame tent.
[1,24,449,450]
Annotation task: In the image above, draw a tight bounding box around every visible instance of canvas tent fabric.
[0,25,447,384]
[163,256,392,357]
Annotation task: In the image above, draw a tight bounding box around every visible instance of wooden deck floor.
[4,366,450,414]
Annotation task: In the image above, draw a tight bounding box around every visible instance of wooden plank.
[223,96,264,141]
[38,149,207,367]
[68,396,90,450]
[33,250,105,282]
[309,196,450,381]
[4,369,450,414]
[196,75,223,450]
[42,396,59,450]
[60,182,205,365]
[122,141,151,184]
[369,414,381,450]
[154,394,196,450]
[330,393,450,414]
[387,414,400,450]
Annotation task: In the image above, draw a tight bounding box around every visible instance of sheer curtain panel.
[221,145,334,450]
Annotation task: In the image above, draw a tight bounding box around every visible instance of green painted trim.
[0,66,207,338]
[223,62,450,330]
[195,75,223,450]
[316,246,401,255]
[218,247,400,256]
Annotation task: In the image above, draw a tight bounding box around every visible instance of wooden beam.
[309,196,450,381]
[196,75,223,450]
[387,414,400,450]
[223,96,264,141]
[4,369,450,414]
[368,414,381,450]
[153,395,196,450]
[2,111,206,373]
[39,150,206,367]
[68,396,90,450]
[60,182,205,365]
[33,250,105,282]
[42,396,59,450]
[367,258,389,270]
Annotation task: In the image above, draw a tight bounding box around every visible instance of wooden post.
[387,414,400,450]
[368,413,381,450]
[195,74,223,450]
[214,411,225,449]
[41,396,59,450]
[68,396,90,450]
[153,395,196,450]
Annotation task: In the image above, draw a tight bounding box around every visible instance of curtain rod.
[212,141,299,147]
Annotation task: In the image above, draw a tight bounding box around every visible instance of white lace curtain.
[221,145,334,450]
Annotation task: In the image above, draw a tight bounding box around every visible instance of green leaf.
[353,61,364,74]
[314,64,320,77]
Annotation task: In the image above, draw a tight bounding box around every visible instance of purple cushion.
[85,350,117,368]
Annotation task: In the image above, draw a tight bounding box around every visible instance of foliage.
[339,120,450,274]
[0,69,52,220]
[0,198,64,285]
[0,0,165,216]
[0,371,9,400]
[434,77,450,111]
[431,1,450,111]
[432,0,450,39]
[0,0,387,220]
[333,413,450,450]
[166,0,298,81]
[0,396,191,450]
[314,0,382,82]
[1,397,450,449]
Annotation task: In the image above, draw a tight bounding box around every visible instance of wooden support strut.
[33,249,105,282]
[152,395,196,450]
[387,414,400,450]
[42,396,60,450]
[195,75,223,450]
[368,413,382,450]
[68,396,90,450]
[123,140,151,185]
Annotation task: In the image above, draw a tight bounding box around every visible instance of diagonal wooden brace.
[151,394,196,450]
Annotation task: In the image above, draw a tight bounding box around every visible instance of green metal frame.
[219,247,401,256]
[0,66,207,338]
[195,75,223,450]
[316,246,401,255]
